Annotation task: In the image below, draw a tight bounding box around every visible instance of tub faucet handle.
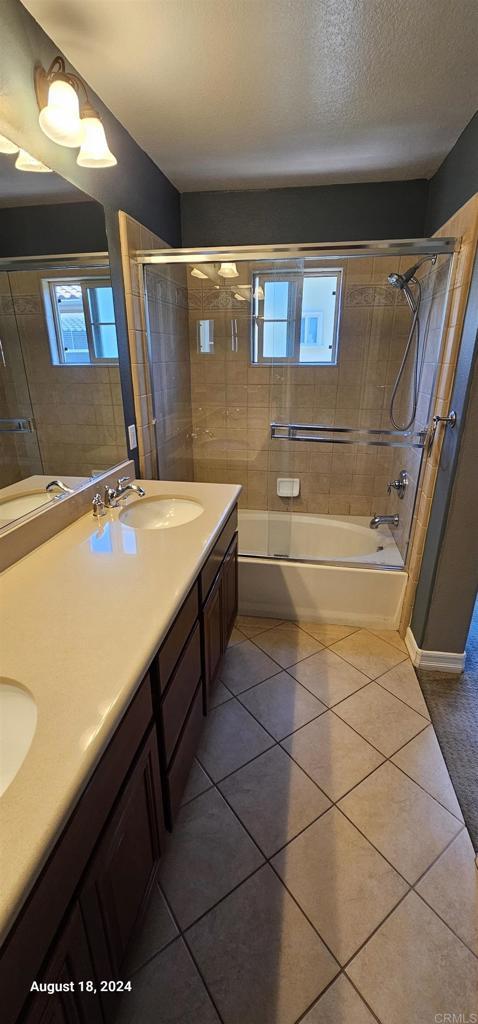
[387,470,408,499]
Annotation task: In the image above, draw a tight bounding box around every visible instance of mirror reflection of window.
[197,319,214,354]
[43,278,119,365]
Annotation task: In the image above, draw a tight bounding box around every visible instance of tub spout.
[370,514,399,529]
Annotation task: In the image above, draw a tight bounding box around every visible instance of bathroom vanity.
[0,482,239,1023]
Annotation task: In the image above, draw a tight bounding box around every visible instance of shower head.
[387,255,437,290]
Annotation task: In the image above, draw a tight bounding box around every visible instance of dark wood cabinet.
[202,531,239,704]
[21,905,103,1024]
[222,534,238,645]
[5,503,239,1024]
[202,570,224,697]
[80,728,164,1019]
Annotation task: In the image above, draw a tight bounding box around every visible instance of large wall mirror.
[0,157,129,530]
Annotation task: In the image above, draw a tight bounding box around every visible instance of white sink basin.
[120,496,204,530]
[0,680,37,798]
[0,490,54,521]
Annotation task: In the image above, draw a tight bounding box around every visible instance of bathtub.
[238,510,407,630]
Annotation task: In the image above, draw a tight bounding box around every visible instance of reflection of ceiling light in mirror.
[0,133,19,154]
[191,267,208,279]
[234,292,247,301]
[77,110,117,167]
[15,149,52,172]
[218,262,239,278]
[253,284,265,300]
[39,78,82,146]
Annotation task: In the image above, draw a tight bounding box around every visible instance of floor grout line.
[127,619,476,1019]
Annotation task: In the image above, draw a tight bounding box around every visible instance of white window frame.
[42,276,119,366]
[251,268,342,366]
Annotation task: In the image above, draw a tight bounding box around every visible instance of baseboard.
[405,627,466,673]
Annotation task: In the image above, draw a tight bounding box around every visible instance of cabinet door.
[22,904,103,1024]
[221,534,238,647]
[202,570,223,697]
[80,728,163,1017]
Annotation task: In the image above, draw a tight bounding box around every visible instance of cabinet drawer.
[200,505,238,602]
[162,623,201,765]
[166,683,203,825]
[158,583,199,692]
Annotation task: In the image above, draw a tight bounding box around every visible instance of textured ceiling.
[22,0,478,192]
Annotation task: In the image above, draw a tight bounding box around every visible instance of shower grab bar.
[0,417,34,433]
[270,422,426,449]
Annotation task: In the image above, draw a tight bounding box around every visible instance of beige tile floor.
[120,618,478,1024]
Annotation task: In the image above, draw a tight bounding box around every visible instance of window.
[251,270,342,365]
[197,319,215,354]
[43,278,119,365]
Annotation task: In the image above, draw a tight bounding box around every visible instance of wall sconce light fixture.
[15,149,52,173]
[35,57,117,167]
[191,267,209,279]
[218,262,239,278]
[0,133,19,154]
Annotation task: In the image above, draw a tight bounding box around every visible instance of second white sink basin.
[119,496,204,530]
[0,680,37,798]
[0,490,55,522]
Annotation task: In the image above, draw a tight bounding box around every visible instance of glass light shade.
[15,149,52,173]
[39,79,83,147]
[77,116,117,168]
[218,262,239,278]
[253,284,265,300]
[233,292,247,302]
[191,267,208,279]
[0,133,19,154]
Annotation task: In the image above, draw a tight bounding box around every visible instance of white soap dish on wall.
[277,478,300,498]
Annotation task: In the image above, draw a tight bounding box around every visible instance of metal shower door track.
[137,238,457,264]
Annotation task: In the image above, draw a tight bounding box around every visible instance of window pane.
[263,280,289,320]
[54,284,89,363]
[87,285,115,324]
[92,323,119,360]
[263,320,288,358]
[299,275,337,364]
[197,319,214,353]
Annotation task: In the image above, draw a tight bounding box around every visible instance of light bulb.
[0,133,19,154]
[39,78,83,147]
[15,149,52,173]
[218,262,239,278]
[77,112,117,168]
[191,267,208,279]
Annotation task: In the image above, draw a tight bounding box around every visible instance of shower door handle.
[427,409,457,452]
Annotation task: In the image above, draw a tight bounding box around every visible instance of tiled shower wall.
[187,256,447,534]
[0,268,126,482]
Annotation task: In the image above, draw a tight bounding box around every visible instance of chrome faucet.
[104,476,146,508]
[46,479,74,495]
[370,514,399,529]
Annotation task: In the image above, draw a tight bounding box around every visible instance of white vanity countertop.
[0,479,240,942]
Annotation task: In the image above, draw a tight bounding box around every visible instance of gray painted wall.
[0,0,180,244]
[0,201,107,256]
[426,112,478,235]
[180,179,428,247]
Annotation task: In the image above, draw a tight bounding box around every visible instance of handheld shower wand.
[387,255,437,430]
